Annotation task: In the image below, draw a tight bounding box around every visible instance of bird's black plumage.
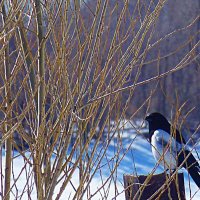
[145,112,200,188]
[145,112,186,144]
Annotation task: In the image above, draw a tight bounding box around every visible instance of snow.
[1,128,200,200]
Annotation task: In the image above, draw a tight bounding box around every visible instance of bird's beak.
[145,116,151,122]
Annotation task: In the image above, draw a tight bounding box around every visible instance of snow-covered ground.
[1,126,200,200]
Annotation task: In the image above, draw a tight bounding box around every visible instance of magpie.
[145,112,200,188]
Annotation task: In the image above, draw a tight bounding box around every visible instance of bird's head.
[145,112,170,132]
[145,112,167,122]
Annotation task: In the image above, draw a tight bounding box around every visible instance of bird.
[145,112,200,188]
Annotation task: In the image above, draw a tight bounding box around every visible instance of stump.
[123,172,185,200]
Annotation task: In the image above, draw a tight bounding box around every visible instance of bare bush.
[0,0,199,199]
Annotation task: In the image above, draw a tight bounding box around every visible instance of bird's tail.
[178,150,200,188]
[187,163,200,188]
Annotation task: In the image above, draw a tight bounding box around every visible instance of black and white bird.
[145,112,200,188]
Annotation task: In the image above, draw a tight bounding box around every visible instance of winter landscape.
[1,0,199,199]
[1,120,200,199]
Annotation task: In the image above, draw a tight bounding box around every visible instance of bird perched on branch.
[145,112,200,188]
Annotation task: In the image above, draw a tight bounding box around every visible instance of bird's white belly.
[151,130,178,170]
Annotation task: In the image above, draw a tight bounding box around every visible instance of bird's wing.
[154,129,187,151]
[152,130,200,188]
[175,129,186,144]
